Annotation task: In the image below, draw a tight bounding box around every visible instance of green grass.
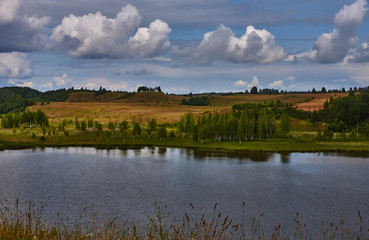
[1,128,369,152]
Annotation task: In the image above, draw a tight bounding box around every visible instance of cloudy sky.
[1,0,369,93]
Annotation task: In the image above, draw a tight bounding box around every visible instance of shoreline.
[1,138,369,154]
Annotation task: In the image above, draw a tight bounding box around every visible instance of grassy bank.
[1,128,369,153]
[0,199,367,240]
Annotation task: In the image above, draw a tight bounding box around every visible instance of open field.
[29,92,348,124]
[28,102,221,124]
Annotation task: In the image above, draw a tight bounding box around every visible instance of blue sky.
[1,0,369,93]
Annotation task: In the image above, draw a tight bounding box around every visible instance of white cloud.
[81,78,128,91]
[151,56,172,62]
[234,80,247,87]
[109,81,128,91]
[40,82,53,89]
[188,24,286,65]
[8,79,34,87]
[346,42,369,62]
[0,0,50,52]
[268,79,283,88]
[167,87,190,93]
[84,78,109,90]
[128,19,171,58]
[248,76,260,88]
[0,52,31,77]
[286,76,295,81]
[53,74,73,87]
[308,0,368,63]
[0,0,20,24]
[51,5,171,59]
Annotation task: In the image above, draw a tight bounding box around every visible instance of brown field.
[29,92,348,124]
[29,102,220,124]
[66,91,183,103]
[296,92,348,111]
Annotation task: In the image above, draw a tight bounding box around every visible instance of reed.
[0,199,367,240]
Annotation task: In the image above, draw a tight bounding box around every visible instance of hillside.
[66,91,182,103]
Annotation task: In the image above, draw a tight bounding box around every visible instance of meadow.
[27,92,348,124]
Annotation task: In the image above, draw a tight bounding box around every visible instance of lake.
[0,147,368,235]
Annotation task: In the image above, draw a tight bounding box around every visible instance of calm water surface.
[0,147,369,234]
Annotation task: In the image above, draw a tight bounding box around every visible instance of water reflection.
[189,149,276,162]
[157,148,167,155]
[280,153,291,164]
[1,147,369,235]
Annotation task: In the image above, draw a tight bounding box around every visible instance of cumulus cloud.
[53,74,73,87]
[8,79,34,88]
[234,80,247,87]
[128,19,171,58]
[286,76,295,81]
[268,80,283,88]
[0,0,50,52]
[167,87,190,93]
[188,24,286,65]
[248,76,260,88]
[51,5,171,59]
[0,52,31,77]
[308,0,368,63]
[346,42,369,62]
[40,82,53,89]
[79,78,128,91]
[233,76,260,89]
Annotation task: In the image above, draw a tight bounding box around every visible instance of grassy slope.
[28,92,346,124]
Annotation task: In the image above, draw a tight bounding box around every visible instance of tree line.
[1,109,49,128]
[178,106,291,143]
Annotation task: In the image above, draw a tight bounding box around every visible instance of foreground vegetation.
[0,199,368,240]
[1,126,369,153]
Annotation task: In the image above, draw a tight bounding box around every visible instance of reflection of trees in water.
[319,152,369,158]
[158,148,167,155]
[111,146,369,162]
[187,149,275,162]
[280,153,290,164]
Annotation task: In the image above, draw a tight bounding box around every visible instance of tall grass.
[0,199,368,239]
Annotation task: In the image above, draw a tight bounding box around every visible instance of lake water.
[0,147,369,235]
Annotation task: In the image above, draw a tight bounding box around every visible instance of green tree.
[132,122,141,138]
[184,112,195,137]
[119,120,128,142]
[147,118,157,138]
[237,117,245,143]
[108,122,115,133]
[75,118,80,131]
[158,125,167,141]
[280,113,291,137]
[250,86,258,94]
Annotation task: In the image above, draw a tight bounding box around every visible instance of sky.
[1,0,369,93]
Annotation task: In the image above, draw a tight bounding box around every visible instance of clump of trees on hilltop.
[137,86,162,93]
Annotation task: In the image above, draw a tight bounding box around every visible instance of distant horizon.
[0,84,363,95]
[1,0,369,93]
